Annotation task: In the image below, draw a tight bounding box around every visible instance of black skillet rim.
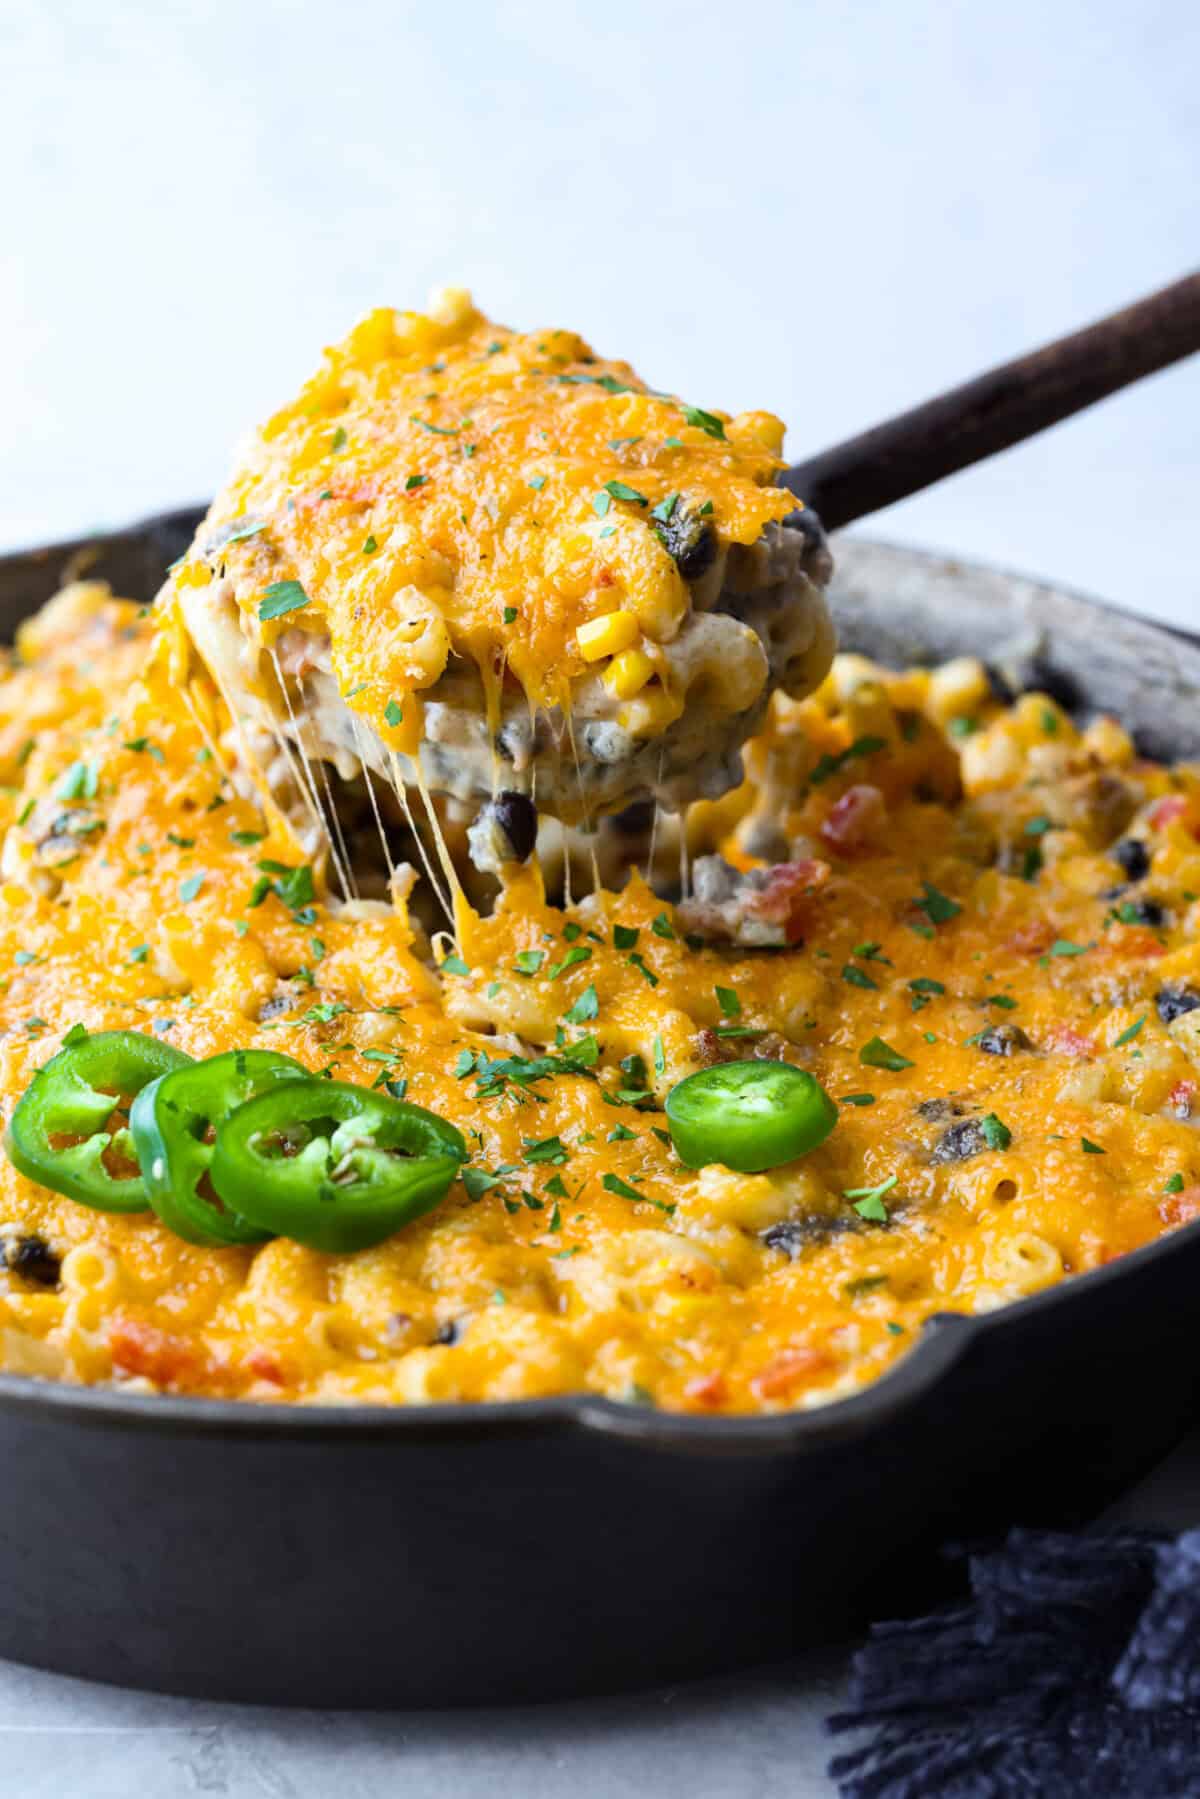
[0,510,1195,1452]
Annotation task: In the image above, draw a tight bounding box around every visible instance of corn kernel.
[576,610,639,662]
[603,647,655,700]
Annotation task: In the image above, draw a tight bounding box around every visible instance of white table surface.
[0,1,1197,1792]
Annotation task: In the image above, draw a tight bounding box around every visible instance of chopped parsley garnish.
[916,882,962,925]
[219,520,267,547]
[362,535,378,554]
[251,860,315,914]
[562,983,599,1024]
[607,1124,637,1142]
[1049,939,1088,957]
[513,950,545,977]
[179,873,205,903]
[603,480,647,505]
[405,474,429,491]
[441,954,470,977]
[681,404,725,439]
[842,964,878,991]
[980,1113,1012,1151]
[841,1093,875,1107]
[1114,1016,1147,1047]
[651,911,676,941]
[329,426,347,452]
[1164,1173,1185,1194]
[1081,1137,1106,1155]
[650,493,679,522]
[602,1172,673,1214]
[859,1036,914,1072]
[383,699,404,728]
[627,952,658,987]
[809,735,888,786]
[123,733,165,762]
[258,580,310,621]
[461,1167,498,1201]
[524,1135,568,1166]
[613,924,639,951]
[843,1174,897,1222]
[715,985,741,1017]
[503,606,518,624]
[409,415,459,436]
[548,945,592,980]
[58,761,97,802]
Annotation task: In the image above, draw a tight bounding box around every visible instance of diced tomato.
[594,567,617,589]
[243,1346,285,1385]
[745,858,831,944]
[750,1344,834,1400]
[819,784,886,857]
[1169,1080,1195,1120]
[1160,1187,1200,1229]
[1100,927,1166,960]
[1148,795,1190,832]
[683,1371,728,1409]
[1006,919,1054,956]
[1046,1024,1096,1058]
[108,1315,199,1387]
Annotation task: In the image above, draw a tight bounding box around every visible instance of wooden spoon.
[783,272,1200,530]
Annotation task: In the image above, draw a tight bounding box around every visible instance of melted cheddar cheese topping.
[170,288,796,756]
[0,584,1197,1411]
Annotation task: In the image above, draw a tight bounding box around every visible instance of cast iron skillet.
[0,511,1198,1709]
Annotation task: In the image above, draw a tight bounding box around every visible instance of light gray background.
[0,2,1197,1794]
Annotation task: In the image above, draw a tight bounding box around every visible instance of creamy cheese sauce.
[0,582,1197,1410]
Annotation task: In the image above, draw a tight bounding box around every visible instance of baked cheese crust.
[0,583,1197,1411]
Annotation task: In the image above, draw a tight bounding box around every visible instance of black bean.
[1115,898,1166,928]
[784,505,828,550]
[3,1234,61,1288]
[976,1023,1033,1057]
[1157,984,1200,1026]
[433,1318,466,1346]
[610,798,655,837]
[930,1119,989,1164]
[258,992,296,1023]
[1004,653,1083,714]
[762,1216,857,1259]
[1112,838,1151,882]
[916,1097,963,1122]
[491,791,538,863]
[653,505,717,583]
[983,662,1017,704]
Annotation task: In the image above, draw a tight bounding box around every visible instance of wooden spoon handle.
[783,272,1200,530]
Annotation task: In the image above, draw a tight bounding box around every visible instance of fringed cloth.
[828,1528,1200,1797]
